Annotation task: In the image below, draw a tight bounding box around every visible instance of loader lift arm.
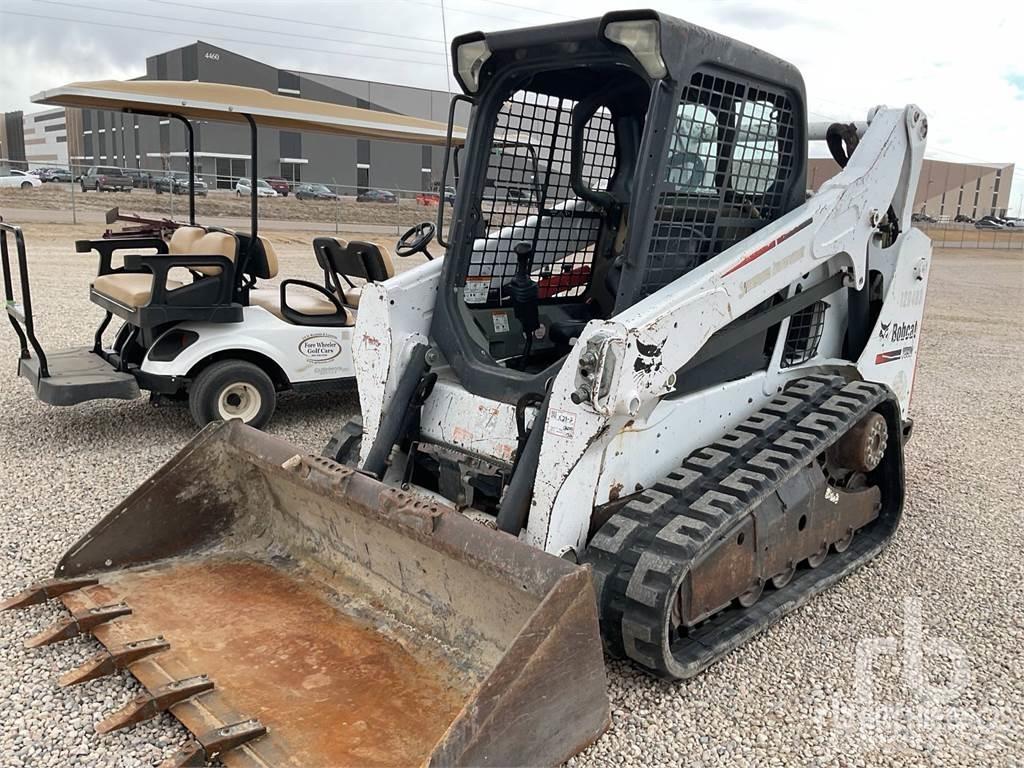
[572,104,929,419]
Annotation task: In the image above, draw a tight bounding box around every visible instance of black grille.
[641,70,798,298]
[782,300,827,366]
[466,90,616,305]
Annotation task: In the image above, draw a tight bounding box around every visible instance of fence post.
[333,179,340,234]
[69,168,77,225]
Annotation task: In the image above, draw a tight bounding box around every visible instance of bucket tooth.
[1,577,99,611]
[161,719,268,767]
[25,603,131,648]
[59,636,170,687]
[97,675,214,734]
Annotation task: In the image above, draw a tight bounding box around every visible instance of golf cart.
[2,80,456,428]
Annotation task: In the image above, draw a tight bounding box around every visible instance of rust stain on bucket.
[77,558,467,767]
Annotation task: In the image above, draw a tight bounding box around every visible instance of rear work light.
[455,39,492,94]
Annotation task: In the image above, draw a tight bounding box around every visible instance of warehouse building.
[0,108,70,169]
[60,40,467,192]
[809,157,1015,220]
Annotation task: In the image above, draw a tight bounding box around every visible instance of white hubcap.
[216,382,261,422]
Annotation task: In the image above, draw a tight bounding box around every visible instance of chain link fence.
[3,160,1023,250]
[0,160,453,235]
[915,221,1024,251]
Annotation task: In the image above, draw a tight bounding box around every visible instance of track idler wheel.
[737,580,764,608]
[828,412,888,473]
[806,542,829,568]
[833,527,855,553]
[770,563,796,589]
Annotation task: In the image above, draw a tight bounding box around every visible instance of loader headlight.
[604,19,667,79]
[455,39,492,94]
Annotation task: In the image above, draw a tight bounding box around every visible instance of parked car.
[974,218,1005,230]
[46,167,74,183]
[235,178,279,198]
[356,188,398,204]
[154,172,209,196]
[123,168,152,189]
[444,185,456,204]
[910,212,936,224]
[80,166,132,192]
[1004,217,1023,228]
[954,214,974,224]
[295,183,339,201]
[0,169,42,189]
[32,167,60,182]
[264,176,291,197]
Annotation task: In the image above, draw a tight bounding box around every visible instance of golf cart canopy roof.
[32,79,464,146]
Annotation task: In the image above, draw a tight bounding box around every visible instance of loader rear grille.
[640,69,799,299]
[466,88,617,305]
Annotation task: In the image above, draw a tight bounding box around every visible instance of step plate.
[19,347,140,405]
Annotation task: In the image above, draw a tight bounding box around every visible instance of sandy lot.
[0,223,1021,767]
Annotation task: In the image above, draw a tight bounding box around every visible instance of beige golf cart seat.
[248,236,355,327]
[312,237,396,308]
[90,227,235,310]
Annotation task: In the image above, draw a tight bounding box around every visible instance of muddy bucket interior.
[9,421,610,767]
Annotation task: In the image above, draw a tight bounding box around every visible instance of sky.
[1,0,1021,213]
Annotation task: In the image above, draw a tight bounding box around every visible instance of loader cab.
[434,11,807,404]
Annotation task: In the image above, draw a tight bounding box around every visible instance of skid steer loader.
[4,11,931,766]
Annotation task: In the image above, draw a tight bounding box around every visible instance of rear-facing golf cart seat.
[89,227,241,332]
[248,236,356,327]
[312,237,395,308]
[90,226,205,306]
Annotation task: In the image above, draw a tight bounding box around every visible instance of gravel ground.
[1,226,1021,767]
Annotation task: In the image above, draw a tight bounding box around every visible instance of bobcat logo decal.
[878,322,892,340]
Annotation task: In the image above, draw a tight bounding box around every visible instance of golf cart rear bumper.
[18,348,141,406]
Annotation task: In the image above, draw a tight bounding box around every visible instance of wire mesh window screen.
[641,70,797,298]
[782,300,827,366]
[466,90,616,305]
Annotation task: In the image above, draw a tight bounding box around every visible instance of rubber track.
[584,374,901,680]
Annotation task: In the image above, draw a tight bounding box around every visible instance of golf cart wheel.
[189,359,276,429]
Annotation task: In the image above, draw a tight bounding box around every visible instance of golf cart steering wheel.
[396,221,436,260]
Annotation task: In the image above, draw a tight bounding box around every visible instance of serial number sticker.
[464,276,491,304]
[546,409,576,438]
[492,311,510,334]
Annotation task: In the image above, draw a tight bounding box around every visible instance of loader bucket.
[6,421,610,767]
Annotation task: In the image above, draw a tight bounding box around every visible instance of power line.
[439,0,454,96]
[33,0,441,56]
[4,10,447,67]
[476,0,572,19]
[145,0,445,44]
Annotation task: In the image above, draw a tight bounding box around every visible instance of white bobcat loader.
[5,11,931,766]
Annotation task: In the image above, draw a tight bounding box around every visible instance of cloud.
[1,0,1021,211]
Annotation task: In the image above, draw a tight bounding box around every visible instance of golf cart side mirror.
[105,207,120,225]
